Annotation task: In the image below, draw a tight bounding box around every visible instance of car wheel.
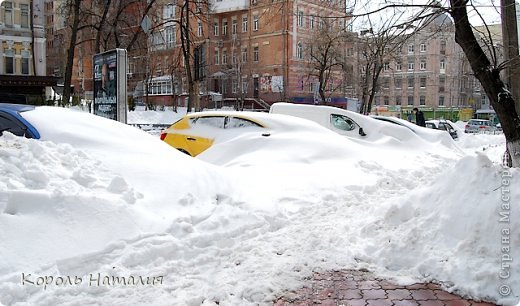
[177,148,192,156]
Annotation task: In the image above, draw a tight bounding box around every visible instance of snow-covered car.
[425,119,459,139]
[160,110,354,157]
[269,103,458,150]
[160,111,270,156]
[464,119,496,134]
[0,103,40,139]
[269,102,368,138]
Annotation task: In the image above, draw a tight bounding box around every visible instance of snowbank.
[0,106,517,305]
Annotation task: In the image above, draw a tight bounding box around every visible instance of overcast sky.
[349,0,504,32]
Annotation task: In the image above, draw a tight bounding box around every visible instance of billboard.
[93,49,127,123]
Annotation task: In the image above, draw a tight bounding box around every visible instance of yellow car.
[160,111,267,156]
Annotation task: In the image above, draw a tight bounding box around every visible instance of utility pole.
[501,0,520,114]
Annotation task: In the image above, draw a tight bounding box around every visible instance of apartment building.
[142,0,350,109]
[369,15,480,121]
[0,0,57,103]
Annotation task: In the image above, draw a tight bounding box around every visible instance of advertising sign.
[93,49,127,123]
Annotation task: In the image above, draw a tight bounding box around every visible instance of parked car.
[160,110,344,157]
[0,103,40,139]
[161,112,272,156]
[269,103,458,150]
[464,119,496,134]
[269,102,367,138]
[425,119,459,139]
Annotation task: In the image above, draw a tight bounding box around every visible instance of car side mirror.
[359,127,367,137]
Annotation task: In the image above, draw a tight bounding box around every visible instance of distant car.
[425,119,459,139]
[371,115,419,133]
[464,119,496,134]
[0,103,40,139]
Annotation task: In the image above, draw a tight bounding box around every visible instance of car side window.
[226,117,263,128]
[190,116,225,128]
[331,114,356,131]
[0,113,27,137]
[426,123,435,129]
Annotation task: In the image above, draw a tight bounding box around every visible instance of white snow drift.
[0,106,517,305]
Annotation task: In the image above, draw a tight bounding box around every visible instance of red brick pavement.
[273,270,497,306]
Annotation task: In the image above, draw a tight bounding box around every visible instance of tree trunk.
[63,0,81,106]
[450,0,520,167]
[30,0,36,76]
[95,0,111,53]
[181,0,194,113]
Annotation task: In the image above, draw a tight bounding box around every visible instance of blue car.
[0,103,40,139]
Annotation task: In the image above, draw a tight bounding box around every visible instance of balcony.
[211,0,249,13]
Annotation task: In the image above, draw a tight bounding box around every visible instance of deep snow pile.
[0,107,518,305]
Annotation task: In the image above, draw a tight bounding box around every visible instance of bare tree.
[304,17,350,104]
[448,0,520,166]
[356,13,415,114]
[61,0,82,106]
[351,0,520,166]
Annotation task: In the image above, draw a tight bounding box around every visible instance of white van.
[269,102,368,138]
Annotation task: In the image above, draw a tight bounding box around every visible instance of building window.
[232,19,237,34]
[232,79,238,93]
[214,22,219,36]
[242,16,248,32]
[241,47,247,62]
[439,96,445,106]
[223,20,228,36]
[408,44,414,53]
[166,26,175,47]
[420,95,425,105]
[420,77,426,88]
[384,96,389,105]
[222,50,227,64]
[439,76,445,92]
[383,62,389,71]
[408,62,414,71]
[253,46,259,62]
[253,15,259,31]
[420,42,426,52]
[21,4,30,28]
[408,76,414,88]
[232,50,237,64]
[396,96,401,105]
[214,49,220,65]
[22,51,30,75]
[396,61,402,71]
[440,59,446,70]
[440,40,446,54]
[310,15,315,29]
[408,95,414,105]
[395,78,402,89]
[197,21,203,37]
[297,42,303,59]
[298,10,304,27]
[420,60,426,70]
[4,49,14,74]
[164,4,175,19]
[3,2,13,27]
[242,78,248,93]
